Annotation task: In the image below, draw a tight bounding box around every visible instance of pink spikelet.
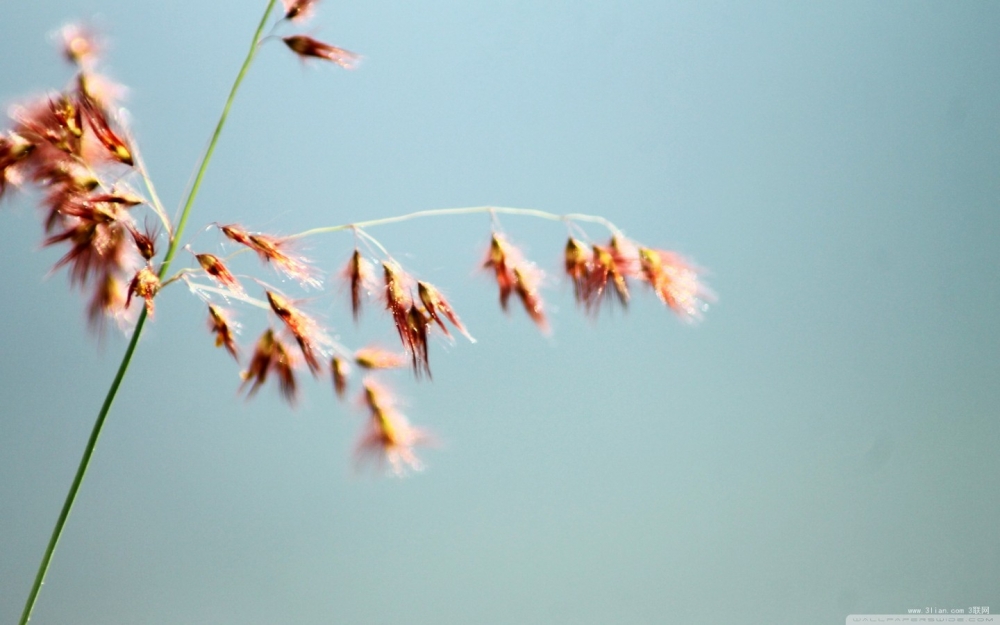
[282,35,360,69]
[638,247,713,322]
[265,290,330,376]
[355,379,431,476]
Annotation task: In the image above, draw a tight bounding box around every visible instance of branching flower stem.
[291,206,626,240]
[17,2,279,623]
[160,207,624,287]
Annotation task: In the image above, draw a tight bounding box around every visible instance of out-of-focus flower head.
[76,87,133,166]
[87,271,130,335]
[241,327,298,404]
[354,346,407,370]
[58,23,102,68]
[343,248,373,321]
[44,197,135,288]
[282,0,320,22]
[126,265,160,316]
[207,304,240,361]
[405,304,432,379]
[483,232,516,310]
[355,378,431,476]
[282,35,360,69]
[331,356,350,399]
[563,236,591,304]
[0,132,35,201]
[512,264,548,333]
[582,235,641,314]
[483,231,547,331]
[638,248,713,322]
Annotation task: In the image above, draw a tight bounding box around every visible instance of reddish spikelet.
[584,237,638,313]
[217,224,320,288]
[483,232,516,310]
[0,132,35,201]
[484,232,547,330]
[405,305,432,379]
[343,249,372,321]
[127,221,158,261]
[207,304,239,360]
[31,159,100,232]
[218,223,251,246]
[196,253,244,295]
[12,94,83,157]
[418,281,472,341]
[51,95,84,142]
[354,347,407,370]
[355,379,430,476]
[45,202,132,288]
[282,35,360,69]
[331,356,349,399]
[75,71,127,111]
[77,89,133,166]
[282,0,319,22]
[241,328,298,404]
[126,265,160,316]
[265,290,329,376]
[638,248,712,322]
[564,237,591,303]
[382,262,413,349]
[512,265,548,332]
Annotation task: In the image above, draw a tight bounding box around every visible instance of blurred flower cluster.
[1,0,710,476]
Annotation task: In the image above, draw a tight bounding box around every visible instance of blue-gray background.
[1,2,998,623]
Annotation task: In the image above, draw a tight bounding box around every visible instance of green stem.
[290,205,625,240]
[17,309,149,625]
[18,2,278,623]
[159,0,278,279]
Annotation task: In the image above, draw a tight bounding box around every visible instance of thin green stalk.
[19,2,278,623]
[17,308,149,625]
[160,0,278,278]
[290,205,624,240]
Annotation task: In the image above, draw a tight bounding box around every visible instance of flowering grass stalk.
[3,0,712,621]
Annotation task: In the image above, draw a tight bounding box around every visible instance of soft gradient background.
[2,2,998,623]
